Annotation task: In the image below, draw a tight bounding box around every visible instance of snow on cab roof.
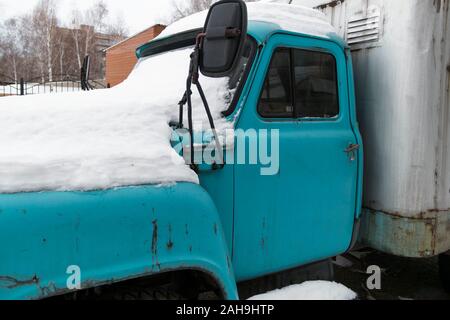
[157,1,337,41]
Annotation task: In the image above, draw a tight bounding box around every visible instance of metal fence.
[0,74,106,97]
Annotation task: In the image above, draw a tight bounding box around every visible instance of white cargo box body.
[294,0,450,257]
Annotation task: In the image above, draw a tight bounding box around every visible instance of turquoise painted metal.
[0,184,236,300]
[230,32,362,280]
[0,20,363,300]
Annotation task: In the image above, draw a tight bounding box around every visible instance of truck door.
[233,34,361,281]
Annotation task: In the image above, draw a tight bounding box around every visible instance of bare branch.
[168,0,258,23]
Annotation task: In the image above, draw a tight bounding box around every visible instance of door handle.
[345,144,360,161]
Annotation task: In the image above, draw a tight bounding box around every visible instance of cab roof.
[137,2,344,59]
[160,2,337,41]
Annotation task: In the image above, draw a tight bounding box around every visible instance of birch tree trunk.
[12,55,18,84]
[74,31,82,70]
[31,0,57,85]
[46,24,53,83]
[59,43,65,76]
[70,9,83,70]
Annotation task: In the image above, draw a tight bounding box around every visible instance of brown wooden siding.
[106,25,165,87]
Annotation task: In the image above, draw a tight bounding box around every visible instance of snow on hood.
[157,1,336,41]
[248,281,358,300]
[0,47,233,193]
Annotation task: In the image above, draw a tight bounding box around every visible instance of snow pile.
[0,47,232,193]
[157,1,336,40]
[248,281,357,300]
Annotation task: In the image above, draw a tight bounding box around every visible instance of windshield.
[122,35,257,125]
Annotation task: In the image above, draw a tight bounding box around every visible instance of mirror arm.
[177,32,225,171]
[177,93,186,129]
[191,33,206,84]
[195,32,206,47]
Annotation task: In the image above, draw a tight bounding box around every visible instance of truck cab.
[198,21,363,282]
[0,1,363,300]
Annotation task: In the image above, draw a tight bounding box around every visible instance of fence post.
[20,78,25,96]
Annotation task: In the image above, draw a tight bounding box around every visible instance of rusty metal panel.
[360,208,450,258]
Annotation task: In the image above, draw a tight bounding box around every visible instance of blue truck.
[0,1,363,300]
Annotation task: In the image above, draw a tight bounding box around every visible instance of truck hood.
[0,47,233,194]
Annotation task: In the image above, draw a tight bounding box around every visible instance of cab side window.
[258,47,339,119]
[258,48,293,118]
[293,50,339,118]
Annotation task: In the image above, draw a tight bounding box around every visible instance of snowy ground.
[249,281,357,300]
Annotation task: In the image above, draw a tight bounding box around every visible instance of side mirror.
[200,0,248,78]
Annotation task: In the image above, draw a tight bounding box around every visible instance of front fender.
[0,183,237,300]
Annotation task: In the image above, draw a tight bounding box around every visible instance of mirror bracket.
[177,35,225,169]
[176,0,248,169]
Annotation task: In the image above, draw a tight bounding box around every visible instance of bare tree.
[170,0,258,22]
[70,1,108,70]
[0,18,22,82]
[70,8,84,69]
[1,1,128,82]
[170,0,214,22]
[69,0,113,76]
[106,14,130,44]
[56,31,66,76]
[30,0,58,82]
[83,1,108,58]
[13,15,35,80]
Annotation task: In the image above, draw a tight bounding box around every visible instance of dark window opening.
[222,37,258,117]
[258,47,339,119]
[258,48,293,118]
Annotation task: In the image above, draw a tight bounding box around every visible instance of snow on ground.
[0,47,231,193]
[248,281,357,300]
[157,1,336,41]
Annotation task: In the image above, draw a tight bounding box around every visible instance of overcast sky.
[0,0,176,34]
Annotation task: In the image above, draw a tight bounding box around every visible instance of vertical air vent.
[346,6,382,48]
